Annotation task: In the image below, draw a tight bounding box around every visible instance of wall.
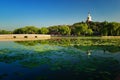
[0,34,51,41]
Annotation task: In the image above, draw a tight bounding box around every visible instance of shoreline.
[0,34,120,41]
[52,36,120,39]
[0,34,51,41]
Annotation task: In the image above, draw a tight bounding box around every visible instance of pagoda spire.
[86,12,92,22]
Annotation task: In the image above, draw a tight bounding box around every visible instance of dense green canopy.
[0,21,120,36]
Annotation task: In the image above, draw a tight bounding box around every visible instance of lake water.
[0,38,120,80]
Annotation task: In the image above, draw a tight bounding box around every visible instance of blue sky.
[0,0,120,30]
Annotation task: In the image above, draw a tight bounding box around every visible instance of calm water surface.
[0,38,120,80]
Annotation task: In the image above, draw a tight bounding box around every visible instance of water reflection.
[0,38,120,80]
[15,39,120,53]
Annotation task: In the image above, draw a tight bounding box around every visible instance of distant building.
[86,12,92,23]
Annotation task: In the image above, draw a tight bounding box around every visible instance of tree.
[101,28,108,36]
[0,30,11,34]
[116,27,120,36]
[87,29,93,35]
[11,21,120,36]
[72,23,88,36]
[24,26,39,34]
[100,21,109,36]
[100,22,120,36]
[39,27,49,34]
[48,26,59,35]
[106,22,120,36]
[58,25,71,35]
[13,28,23,34]
[13,26,39,34]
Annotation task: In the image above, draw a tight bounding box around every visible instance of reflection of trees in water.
[0,46,120,80]
[0,73,8,80]
[74,45,120,53]
[15,41,39,46]
[15,38,120,46]
[14,38,120,53]
[19,55,120,80]
[0,49,30,63]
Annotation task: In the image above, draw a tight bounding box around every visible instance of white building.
[86,12,92,22]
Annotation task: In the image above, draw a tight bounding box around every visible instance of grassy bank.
[52,36,120,39]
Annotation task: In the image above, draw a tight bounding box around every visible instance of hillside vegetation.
[0,21,120,36]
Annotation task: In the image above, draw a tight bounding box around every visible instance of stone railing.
[0,34,51,41]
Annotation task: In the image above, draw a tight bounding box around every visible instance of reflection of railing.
[0,34,51,41]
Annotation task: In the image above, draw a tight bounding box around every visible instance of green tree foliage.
[116,27,120,36]
[0,30,11,34]
[38,27,49,34]
[48,26,60,35]
[58,25,71,35]
[108,22,120,36]
[48,25,71,35]
[13,26,39,34]
[100,22,120,36]
[72,23,92,36]
[100,21,109,36]
[3,21,120,36]
[87,29,93,35]
[88,22,101,31]
[48,26,58,35]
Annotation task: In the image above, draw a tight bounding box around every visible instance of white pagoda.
[86,12,92,22]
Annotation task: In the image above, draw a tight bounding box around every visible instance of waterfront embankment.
[0,34,51,41]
